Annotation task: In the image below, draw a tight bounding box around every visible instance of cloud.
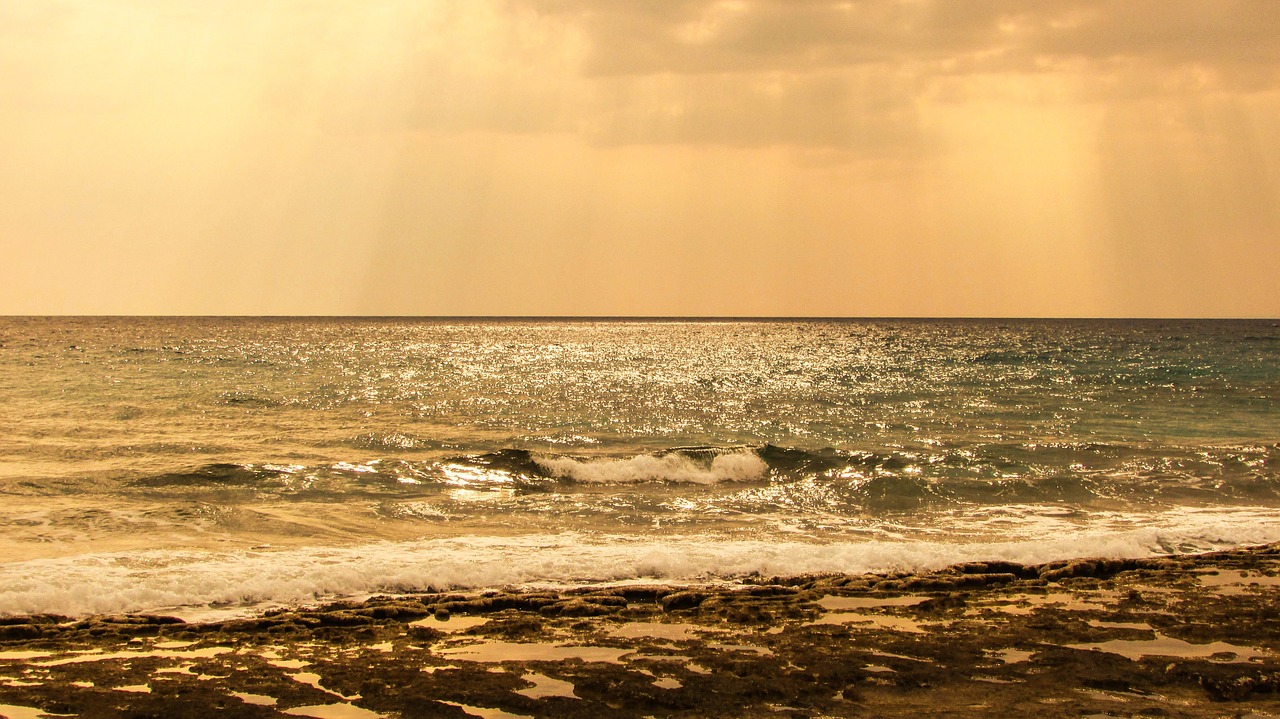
[520,0,1280,82]
[494,0,1280,153]
[4,0,1276,157]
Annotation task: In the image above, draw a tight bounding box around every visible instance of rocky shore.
[3,544,1280,718]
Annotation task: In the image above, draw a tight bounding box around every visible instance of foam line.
[535,450,767,484]
[2,507,1279,617]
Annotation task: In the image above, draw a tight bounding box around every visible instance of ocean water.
[1,317,1278,617]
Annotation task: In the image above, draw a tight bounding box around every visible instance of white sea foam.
[535,450,766,484]
[1,507,1279,618]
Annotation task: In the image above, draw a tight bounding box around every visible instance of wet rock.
[357,602,431,620]
[613,585,670,602]
[577,594,628,608]
[407,625,443,641]
[1040,561,1087,581]
[956,561,1034,578]
[1199,670,1280,701]
[901,576,956,591]
[218,618,279,633]
[4,542,1280,718]
[956,572,1018,587]
[0,623,42,640]
[542,599,612,617]
[314,611,373,628]
[916,593,967,612]
[660,591,707,611]
[744,585,801,598]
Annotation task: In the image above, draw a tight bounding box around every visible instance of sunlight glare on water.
[1,318,1278,614]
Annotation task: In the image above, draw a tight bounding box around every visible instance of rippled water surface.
[1,318,1278,615]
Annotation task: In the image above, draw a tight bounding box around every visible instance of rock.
[744,585,800,598]
[314,611,373,628]
[614,585,670,602]
[902,576,956,591]
[543,600,612,617]
[1199,671,1280,701]
[660,591,707,611]
[0,624,42,640]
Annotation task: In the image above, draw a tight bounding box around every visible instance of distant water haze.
[1,318,1278,616]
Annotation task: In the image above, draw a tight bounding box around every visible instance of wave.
[131,463,291,488]
[4,507,1280,617]
[535,449,766,484]
[119,442,1280,504]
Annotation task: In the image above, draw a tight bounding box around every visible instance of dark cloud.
[501,0,1280,152]
[519,0,1280,87]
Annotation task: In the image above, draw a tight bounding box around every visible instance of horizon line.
[2,314,1278,322]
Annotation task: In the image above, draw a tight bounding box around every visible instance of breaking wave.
[120,442,1280,502]
[4,507,1280,617]
[534,450,766,484]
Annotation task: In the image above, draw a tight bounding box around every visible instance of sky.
[2,0,1278,317]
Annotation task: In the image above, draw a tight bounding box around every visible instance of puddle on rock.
[0,652,54,661]
[707,643,774,655]
[438,702,533,719]
[652,677,682,689]
[816,595,929,611]
[281,704,384,719]
[871,650,925,662]
[625,654,710,675]
[986,592,1113,615]
[1067,635,1271,662]
[436,642,631,664]
[988,648,1034,664]
[1197,569,1280,587]
[289,672,360,700]
[1088,620,1153,631]
[33,647,232,667]
[410,616,491,633]
[231,691,279,706]
[514,671,576,699]
[806,613,927,633]
[607,622,701,641]
[1198,570,1280,595]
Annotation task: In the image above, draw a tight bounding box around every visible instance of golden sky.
[2,0,1278,316]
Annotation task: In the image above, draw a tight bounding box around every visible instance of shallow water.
[514,672,577,699]
[1,318,1278,616]
[1066,635,1271,662]
[435,641,631,664]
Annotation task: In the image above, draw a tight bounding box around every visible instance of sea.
[1,317,1278,618]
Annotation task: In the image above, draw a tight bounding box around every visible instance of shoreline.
[2,544,1280,717]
